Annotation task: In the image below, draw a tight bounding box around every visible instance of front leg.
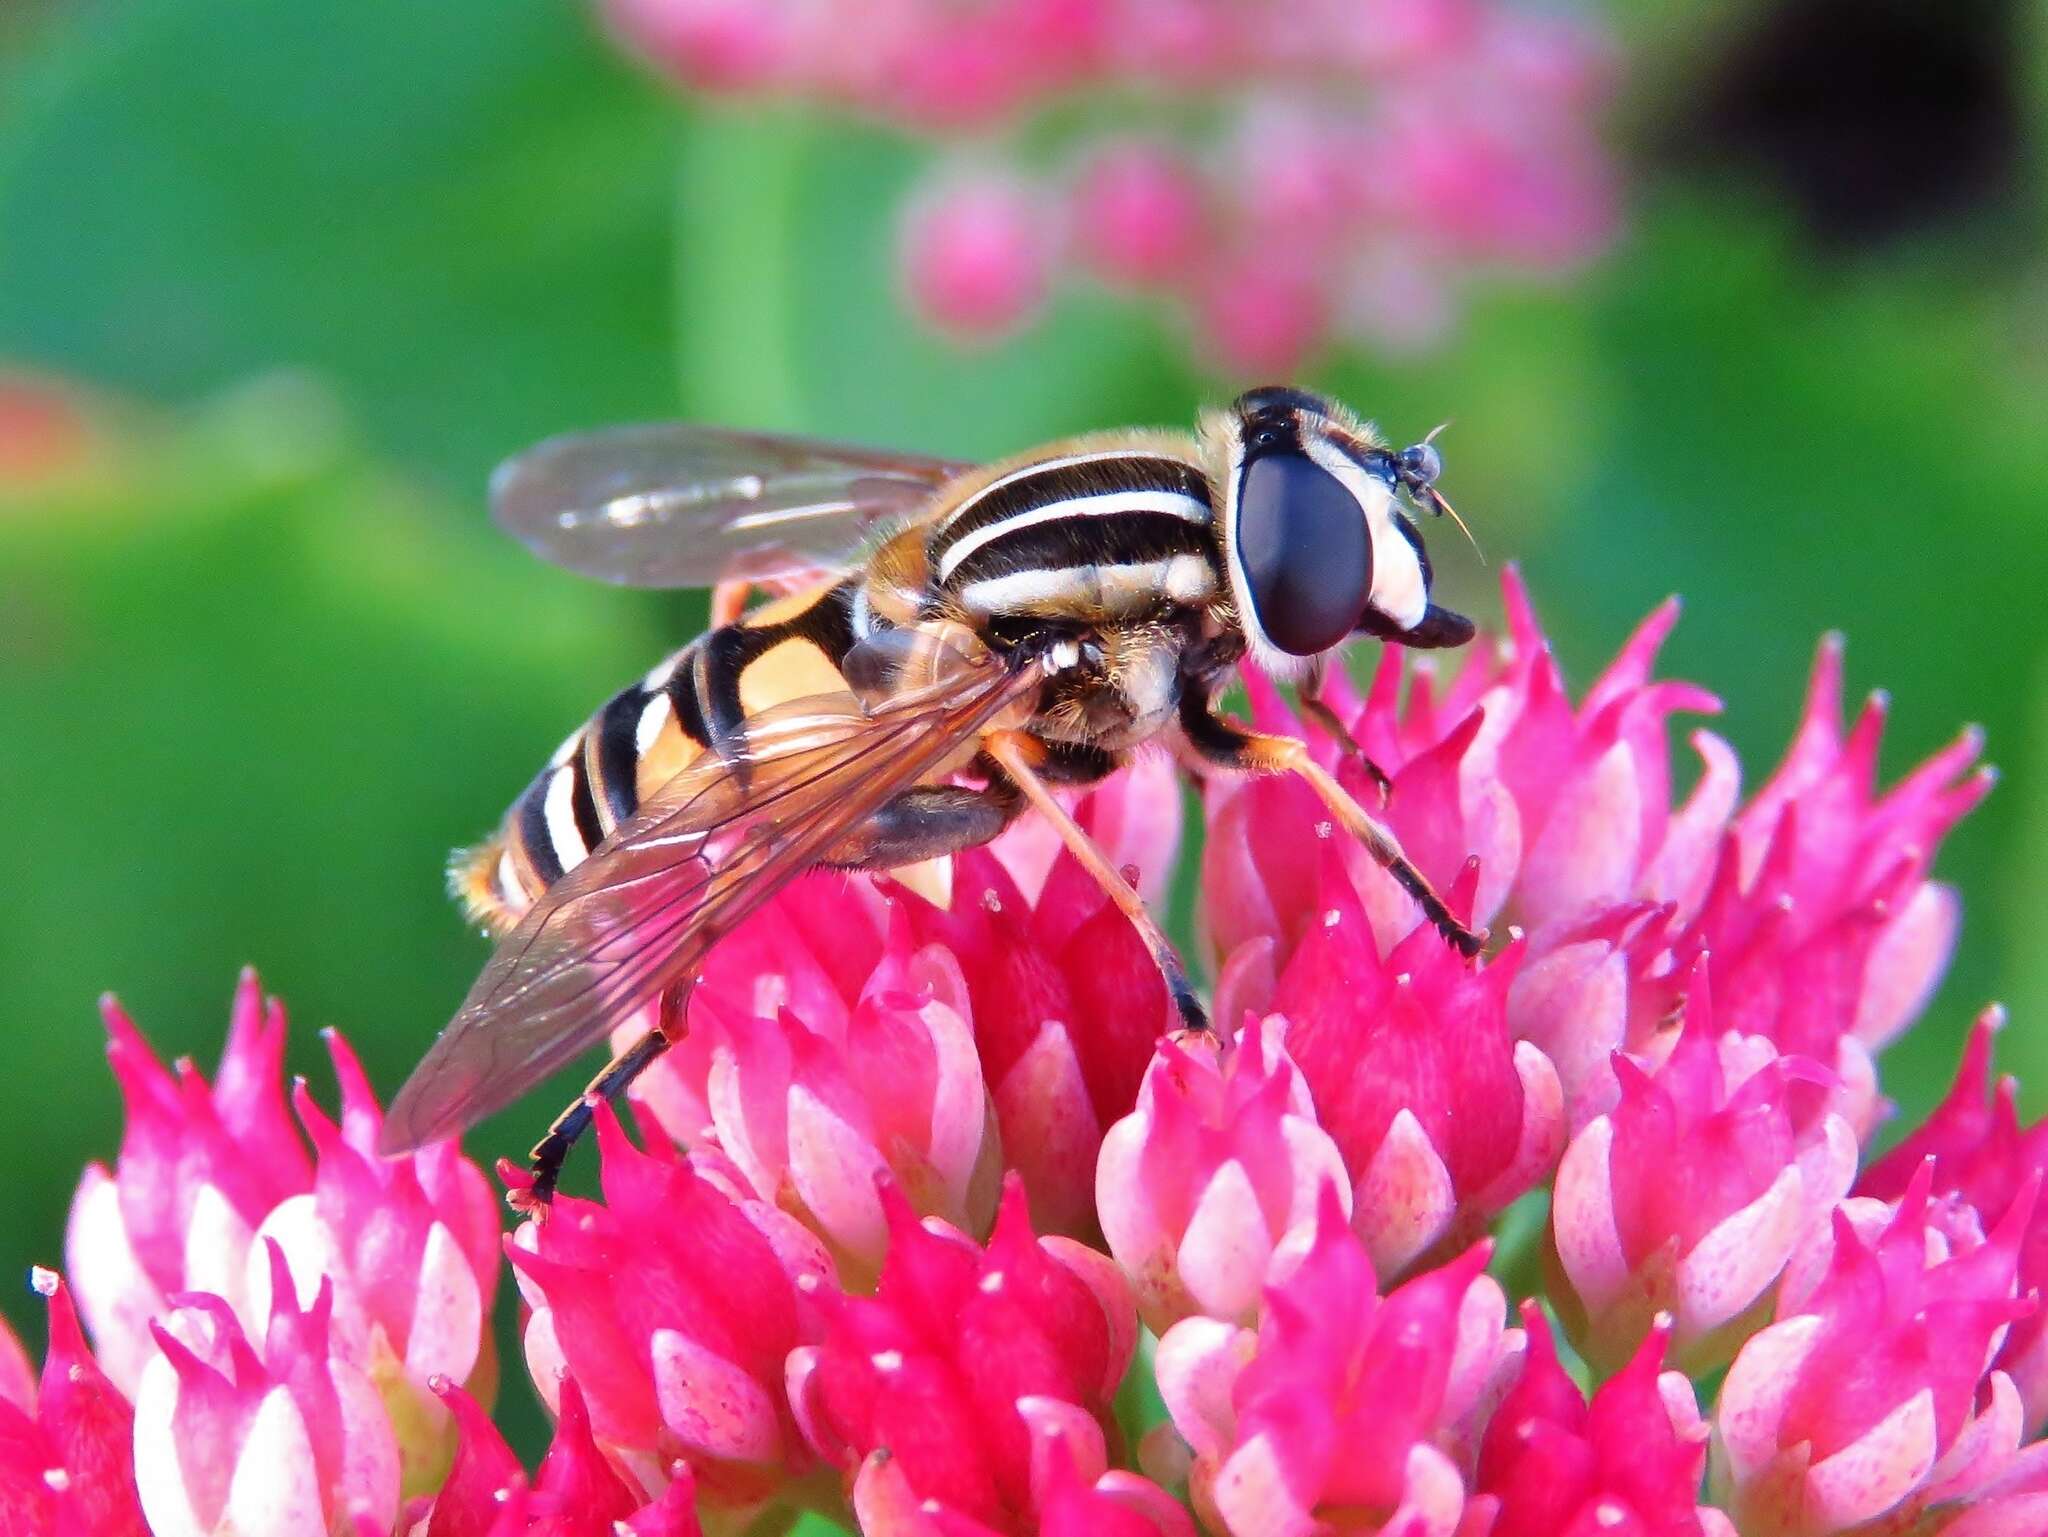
[1179,685,1485,959]
[1297,657,1394,805]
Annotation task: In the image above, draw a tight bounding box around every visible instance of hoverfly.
[380,385,1484,1206]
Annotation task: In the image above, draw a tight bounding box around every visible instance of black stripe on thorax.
[591,686,647,829]
[514,766,564,885]
[932,454,1210,552]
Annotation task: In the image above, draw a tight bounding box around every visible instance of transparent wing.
[490,423,972,588]
[379,629,1034,1153]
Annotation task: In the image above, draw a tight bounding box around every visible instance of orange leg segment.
[982,729,1210,1033]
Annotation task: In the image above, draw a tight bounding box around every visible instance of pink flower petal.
[1802,1386,1939,1530]
[1352,1108,1459,1278]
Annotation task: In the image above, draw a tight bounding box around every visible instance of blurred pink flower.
[1096,1016,1348,1332]
[509,1108,833,1518]
[899,171,1056,343]
[1070,140,1207,289]
[601,0,1619,369]
[1548,958,1859,1374]
[66,970,311,1394]
[1470,1304,1730,1537]
[0,1270,147,1537]
[1711,1162,2037,1536]
[133,1245,401,1537]
[788,1176,1138,1532]
[1154,1190,1519,1536]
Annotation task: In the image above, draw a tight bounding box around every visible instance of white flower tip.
[980,1271,1005,1293]
[871,1349,904,1372]
[1594,1501,1630,1527]
[796,1273,821,1294]
[28,1266,59,1298]
[43,1468,69,1492]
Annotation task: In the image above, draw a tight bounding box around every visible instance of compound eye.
[1398,440,1442,487]
[1233,450,1371,657]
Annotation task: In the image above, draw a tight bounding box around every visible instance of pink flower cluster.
[603,0,1619,370]
[17,566,2044,1536]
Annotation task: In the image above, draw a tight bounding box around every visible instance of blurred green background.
[1,0,2042,1463]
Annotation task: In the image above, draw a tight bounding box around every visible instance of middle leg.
[1180,686,1485,958]
[981,729,1210,1033]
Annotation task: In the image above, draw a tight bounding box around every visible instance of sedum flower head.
[22,568,2026,1536]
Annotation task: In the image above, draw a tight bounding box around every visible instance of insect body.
[383,386,1483,1205]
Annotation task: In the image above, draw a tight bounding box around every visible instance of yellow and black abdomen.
[451,576,864,933]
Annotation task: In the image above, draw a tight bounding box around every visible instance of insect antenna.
[1424,484,1485,566]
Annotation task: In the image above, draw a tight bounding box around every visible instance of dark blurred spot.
[1679,0,2025,247]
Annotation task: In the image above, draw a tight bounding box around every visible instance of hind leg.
[821,784,1021,869]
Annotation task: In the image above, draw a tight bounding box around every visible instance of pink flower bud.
[421,1377,704,1536]
[1097,1017,1349,1331]
[66,971,312,1394]
[1070,140,1208,288]
[509,1107,831,1520]
[1154,1191,1519,1536]
[1712,1162,2037,1536]
[1549,960,1858,1373]
[899,168,1055,342]
[0,1270,147,1537]
[687,936,1000,1286]
[1472,1305,1723,1537]
[848,1399,1194,1537]
[789,1176,1138,1530]
[1859,1008,2048,1437]
[602,0,790,92]
[909,846,1175,1237]
[133,1247,402,1537]
[1264,867,1563,1278]
[1190,251,1330,377]
[244,1029,500,1497]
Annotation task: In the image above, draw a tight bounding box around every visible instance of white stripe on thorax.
[936,449,1199,537]
[936,489,1209,583]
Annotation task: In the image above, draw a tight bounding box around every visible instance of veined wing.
[490,423,972,589]
[379,629,1035,1153]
